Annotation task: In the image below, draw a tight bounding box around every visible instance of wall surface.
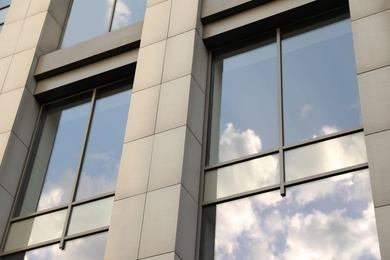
[0,0,389,259]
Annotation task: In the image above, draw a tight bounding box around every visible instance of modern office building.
[0,0,389,259]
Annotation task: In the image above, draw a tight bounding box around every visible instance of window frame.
[59,0,146,48]
[0,78,132,256]
[200,9,377,259]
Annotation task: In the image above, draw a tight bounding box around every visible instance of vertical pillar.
[349,1,390,258]
[0,0,71,244]
[104,0,208,259]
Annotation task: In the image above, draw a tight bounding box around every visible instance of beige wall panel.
[0,56,12,92]
[104,194,146,260]
[349,0,390,21]
[0,88,23,134]
[358,66,390,134]
[0,20,23,58]
[2,48,35,93]
[133,40,167,91]
[141,0,171,47]
[352,9,390,73]
[115,136,154,200]
[124,85,160,142]
[139,185,181,258]
[168,0,199,37]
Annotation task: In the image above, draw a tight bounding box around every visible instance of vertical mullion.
[277,28,286,197]
[59,89,97,249]
[108,0,117,32]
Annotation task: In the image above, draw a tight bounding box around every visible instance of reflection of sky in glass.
[61,0,146,48]
[37,101,91,211]
[213,170,380,259]
[3,233,108,260]
[211,39,278,164]
[68,197,114,235]
[0,0,12,7]
[5,210,66,251]
[111,0,146,31]
[61,0,113,48]
[0,7,9,23]
[205,154,279,201]
[282,19,361,145]
[76,89,131,200]
[285,132,367,180]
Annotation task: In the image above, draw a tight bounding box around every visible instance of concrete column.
[0,0,71,244]
[349,0,390,258]
[104,0,208,259]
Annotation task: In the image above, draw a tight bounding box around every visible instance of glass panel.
[282,17,361,145]
[0,0,11,7]
[204,154,279,201]
[76,87,131,200]
[209,37,278,165]
[3,233,108,260]
[68,197,114,235]
[61,0,114,48]
[285,132,367,181]
[209,170,380,259]
[111,0,146,31]
[17,97,91,215]
[0,24,3,33]
[4,210,66,252]
[0,7,8,23]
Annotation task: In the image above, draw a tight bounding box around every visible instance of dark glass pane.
[111,0,146,31]
[211,170,379,259]
[282,17,361,145]
[285,132,367,181]
[4,210,66,252]
[209,37,278,165]
[16,97,91,215]
[61,0,114,48]
[76,86,131,200]
[204,154,279,201]
[3,233,108,260]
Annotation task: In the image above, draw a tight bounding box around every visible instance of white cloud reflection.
[111,0,132,30]
[215,171,380,260]
[219,123,262,162]
[300,104,313,119]
[213,123,379,259]
[25,232,107,260]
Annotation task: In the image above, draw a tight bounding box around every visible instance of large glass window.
[60,0,147,48]
[0,0,11,33]
[2,80,131,258]
[203,12,380,259]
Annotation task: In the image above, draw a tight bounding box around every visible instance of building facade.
[0,0,389,259]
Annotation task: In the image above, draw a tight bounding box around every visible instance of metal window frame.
[0,80,131,257]
[198,7,366,260]
[203,11,364,205]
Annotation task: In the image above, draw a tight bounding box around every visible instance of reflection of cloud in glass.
[37,169,75,211]
[76,152,119,200]
[215,154,279,199]
[286,128,367,181]
[25,232,107,260]
[215,171,380,259]
[219,123,262,162]
[111,0,131,29]
[299,104,313,119]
